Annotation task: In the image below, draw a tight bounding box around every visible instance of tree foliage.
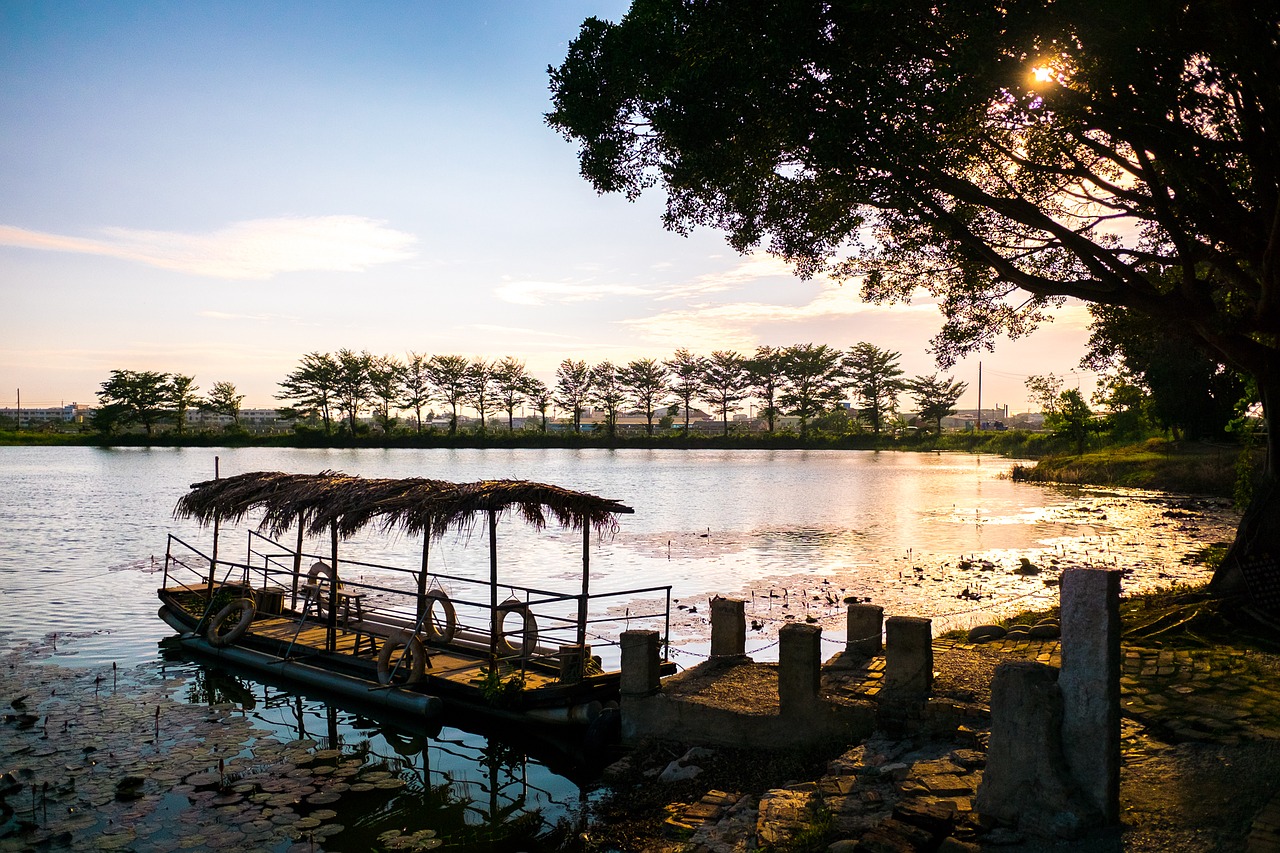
[548,0,1280,590]
[618,357,670,435]
[909,373,968,436]
[95,369,170,436]
[845,343,904,436]
[277,352,338,435]
[665,348,707,432]
[779,344,846,437]
[555,359,593,433]
[703,350,750,435]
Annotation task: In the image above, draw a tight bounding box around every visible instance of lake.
[0,445,1238,849]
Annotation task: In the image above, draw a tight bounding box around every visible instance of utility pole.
[976,363,982,431]
[15,388,19,431]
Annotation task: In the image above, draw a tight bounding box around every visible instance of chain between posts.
[667,585,1055,658]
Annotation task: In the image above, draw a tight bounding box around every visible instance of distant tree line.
[92,371,244,437]
[90,344,971,439]
[271,345,968,439]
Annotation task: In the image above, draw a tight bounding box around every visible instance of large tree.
[96,369,170,436]
[555,359,593,433]
[492,356,531,431]
[618,357,669,435]
[463,358,494,433]
[166,374,200,437]
[333,349,373,435]
[703,350,750,436]
[845,343,905,436]
[401,352,432,434]
[909,373,969,436]
[778,344,846,437]
[745,345,786,433]
[367,355,405,435]
[426,354,470,435]
[589,360,627,438]
[277,352,338,435]
[665,348,706,433]
[548,0,1280,595]
[203,381,244,427]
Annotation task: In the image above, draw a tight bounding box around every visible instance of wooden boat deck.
[161,583,564,692]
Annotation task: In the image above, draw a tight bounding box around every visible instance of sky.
[0,1,1096,415]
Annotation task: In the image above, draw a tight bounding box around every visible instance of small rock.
[937,837,981,853]
[966,625,1006,642]
[659,761,703,783]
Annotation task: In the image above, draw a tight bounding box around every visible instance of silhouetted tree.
[368,355,405,434]
[203,381,244,426]
[779,344,846,437]
[745,345,786,433]
[96,369,170,436]
[703,350,750,436]
[845,343,904,436]
[167,374,200,436]
[555,359,592,433]
[909,374,968,436]
[492,357,530,431]
[277,352,339,434]
[618,357,669,435]
[401,352,431,434]
[665,348,706,433]
[464,358,494,432]
[426,354,470,435]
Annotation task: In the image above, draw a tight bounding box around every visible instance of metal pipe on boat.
[524,701,602,725]
[159,606,442,719]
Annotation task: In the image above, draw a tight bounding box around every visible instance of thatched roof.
[173,470,634,540]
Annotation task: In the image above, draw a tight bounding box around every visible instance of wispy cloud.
[0,216,417,279]
[622,284,934,350]
[493,279,654,306]
[658,253,800,300]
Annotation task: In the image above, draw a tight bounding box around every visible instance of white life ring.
[422,590,457,644]
[306,561,336,619]
[495,598,539,658]
[207,598,255,647]
[377,629,427,685]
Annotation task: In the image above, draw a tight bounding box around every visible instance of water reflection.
[163,647,588,851]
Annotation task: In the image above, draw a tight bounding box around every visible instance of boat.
[157,471,673,740]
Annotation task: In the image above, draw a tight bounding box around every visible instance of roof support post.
[417,523,431,626]
[291,523,304,611]
[328,522,339,653]
[577,524,590,651]
[488,508,499,661]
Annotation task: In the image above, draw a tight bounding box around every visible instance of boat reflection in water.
[163,645,595,850]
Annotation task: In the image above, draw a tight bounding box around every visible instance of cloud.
[0,216,417,279]
[493,279,654,306]
[658,253,800,300]
[622,283,933,350]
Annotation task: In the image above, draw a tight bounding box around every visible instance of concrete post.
[975,661,1095,836]
[709,597,746,657]
[884,616,933,699]
[845,603,884,658]
[778,622,822,715]
[619,630,661,697]
[1059,568,1121,823]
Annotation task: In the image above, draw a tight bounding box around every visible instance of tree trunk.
[1210,377,1279,601]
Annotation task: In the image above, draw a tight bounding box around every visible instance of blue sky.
[0,1,1093,413]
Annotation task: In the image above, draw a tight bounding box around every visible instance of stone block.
[974,661,1098,837]
[884,616,933,700]
[710,597,746,657]
[619,630,661,697]
[779,622,822,714]
[846,603,884,658]
[1059,568,1121,823]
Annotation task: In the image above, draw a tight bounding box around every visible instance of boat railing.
[243,527,675,666]
[167,530,670,670]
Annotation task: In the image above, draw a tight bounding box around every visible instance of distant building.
[0,403,91,426]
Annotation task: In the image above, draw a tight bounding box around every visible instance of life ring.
[422,590,457,644]
[305,561,336,619]
[207,598,255,647]
[377,629,427,685]
[495,598,538,658]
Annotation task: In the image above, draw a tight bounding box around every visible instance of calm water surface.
[0,446,1238,849]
